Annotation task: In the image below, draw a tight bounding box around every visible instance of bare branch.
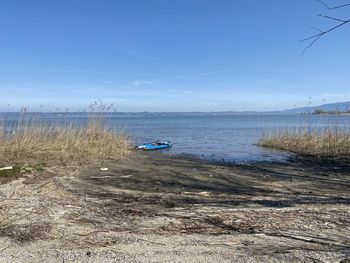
[301,19,350,54]
[302,35,322,55]
[302,1,350,54]
[315,0,350,10]
[316,0,330,9]
[318,14,347,23]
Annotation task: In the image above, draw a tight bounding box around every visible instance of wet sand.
[0,152,349,262]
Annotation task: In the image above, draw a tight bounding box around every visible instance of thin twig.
[301,1,350,54]
[301,20,350,55]
[316,0,350,10]
[0,245,12,253]
[318,14,347,23]
[76,230,109,236]
[32,181,51,192]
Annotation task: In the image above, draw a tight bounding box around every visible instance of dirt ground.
[0,152,349,262]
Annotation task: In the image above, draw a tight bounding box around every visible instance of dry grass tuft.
[260,128,350,158]
[0,117,130,165]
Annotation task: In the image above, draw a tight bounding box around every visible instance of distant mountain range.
[281,101,350,114]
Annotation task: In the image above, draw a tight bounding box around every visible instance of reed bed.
[260,128,350,158]
[0,116,130,165]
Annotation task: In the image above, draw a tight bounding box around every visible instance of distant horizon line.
[1,100,349,114]
[0,110,330,114]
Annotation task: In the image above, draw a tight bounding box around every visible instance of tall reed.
[0,111,130,165]
[260,127,350,158]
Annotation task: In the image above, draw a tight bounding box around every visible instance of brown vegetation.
[0,116,130,166]
[260,128,350,157]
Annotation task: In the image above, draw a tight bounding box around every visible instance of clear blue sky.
[0,0,349,112]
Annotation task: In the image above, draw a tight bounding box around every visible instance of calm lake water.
[2,113,350,162]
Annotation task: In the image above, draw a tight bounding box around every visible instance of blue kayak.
[137,141,172,151]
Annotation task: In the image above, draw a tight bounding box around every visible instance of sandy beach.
[0,152,349,262]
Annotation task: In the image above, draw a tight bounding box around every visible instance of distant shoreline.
[308,112,350,115]
[1,111,350,116]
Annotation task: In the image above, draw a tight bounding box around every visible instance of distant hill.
[282,101,350,114]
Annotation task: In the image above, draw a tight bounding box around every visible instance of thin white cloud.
[128,80,156,87]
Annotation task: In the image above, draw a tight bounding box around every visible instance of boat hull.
[137,141,172,151]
